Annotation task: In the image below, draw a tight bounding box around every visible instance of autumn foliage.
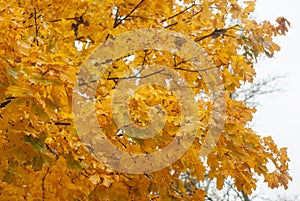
[0,0,292,200]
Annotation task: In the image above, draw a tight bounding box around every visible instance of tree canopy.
[0,0,291,200]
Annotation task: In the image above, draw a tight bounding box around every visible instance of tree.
[0,0,292,200]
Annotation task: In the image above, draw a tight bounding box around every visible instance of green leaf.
[32,155,45,171]
[24,133,47,152]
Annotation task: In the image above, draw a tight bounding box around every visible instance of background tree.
[0,0,291,200]
[177,73,288,201]
[232,74,286,107]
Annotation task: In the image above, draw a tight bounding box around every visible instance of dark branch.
[54,122,71,126]
[164,22,178,29]
[33,7,39,45]
[0,99,11,108]
[113,6,120,28]
[242,190,251,201]
[161,3,195,23]
[107,69,165,81]
[48,8,87,23]
[0,97,15,109]
[42,167,50,201]
[114,0,145,28]
[48,17,76,23]
[163,4,203,29]
[174,66,220,73]
[194,25,241,42]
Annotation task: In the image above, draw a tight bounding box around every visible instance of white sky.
[251,0,299,198]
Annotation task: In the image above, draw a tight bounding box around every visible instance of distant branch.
[232,74,286,107]
[224,180,245,200]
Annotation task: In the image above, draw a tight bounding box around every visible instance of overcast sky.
[252,0,299,198]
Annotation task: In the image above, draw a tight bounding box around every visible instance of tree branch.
[42,167,50,201]
[242,190,250,201]
[0,99,11,109]
[194,25,241,42]
[54,122,71,126]
[107,69,165,81]
[163,4,203,29]
[113,0,145,28]
[161,3,196,23]
[174,66,221,73]
[0,97,15,109]
[33,7,39,45]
